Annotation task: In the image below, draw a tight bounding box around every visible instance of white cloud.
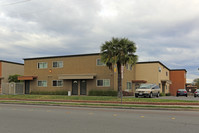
[1,0,199,81]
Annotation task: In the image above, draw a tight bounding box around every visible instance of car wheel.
[149,93,153,98]
[135,95,138,98]
[186,95,188,97]
[156,92,160,98]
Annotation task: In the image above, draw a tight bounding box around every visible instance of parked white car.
[194,89,199,97]
[135,84,160,98]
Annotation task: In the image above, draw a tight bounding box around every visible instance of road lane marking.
[88,112,94,115]
[140,116,145,118]
[66,112,70,114]
[113,114,118,117]
[171,117,176,120]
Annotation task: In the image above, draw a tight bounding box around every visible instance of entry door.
[72,80,78,95]
[25,81,30,94]
[162,83,165,93]
[80,80,87,95]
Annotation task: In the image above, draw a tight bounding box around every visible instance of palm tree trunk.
[117,63,122,97]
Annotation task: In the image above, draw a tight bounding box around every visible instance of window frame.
[37,80,47,87]
[96,79,110,87]
[166,71,168,76]
[96,59,105,66]
[126,64,132,71]
[52,61,63,68]
[158,67,162,72]
[52,80,63,87]
[38,62,48,69]
[126,81,132,90]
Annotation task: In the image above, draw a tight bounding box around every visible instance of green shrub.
[88,90,117,96]
[160,93,166,96]
[122,91,134,96]
[30,91,68,95]
[166,93,171,96]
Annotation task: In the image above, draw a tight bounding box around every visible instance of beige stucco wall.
[24,54,116,94]
[24,54,136,94]
[1,61,24,86]
[135,63,159,84]
[134,62,170,93]
[122,65,136,92]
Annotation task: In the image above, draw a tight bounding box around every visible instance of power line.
[0,0,31,6]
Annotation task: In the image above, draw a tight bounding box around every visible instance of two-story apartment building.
[0,60,24,93]
[133,61,171,93]
[18,53,135,95]
[18,53,186,96]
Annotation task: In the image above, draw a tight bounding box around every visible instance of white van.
[135,84,160,98]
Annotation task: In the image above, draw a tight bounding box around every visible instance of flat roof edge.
[137,61,170,70]
[170,69,187,72]
[0,60,24,65]
[23,53,100,60]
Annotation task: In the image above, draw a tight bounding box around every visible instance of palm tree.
[100,37,138,97]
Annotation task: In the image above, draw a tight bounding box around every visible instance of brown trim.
[161,80,172,84]
[132,80,147,83]
[18,76,37,80]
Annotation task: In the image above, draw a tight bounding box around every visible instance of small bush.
[88,90,117,96]
[166,93,171,96]
[30,91,68,95]
[122,91,134,96]
[160,93,166,96]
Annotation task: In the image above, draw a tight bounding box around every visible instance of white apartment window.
[38,80,47,87]
[166,71,168,76]
[127,82,132,89]
[53,61,63,68]
[96,59,105,66]
[38,62,48,69]
[158,67,162,72]
[97,79,110,87]
[130,65,132,70]
[126,64,132,70]
[53,80,63,87]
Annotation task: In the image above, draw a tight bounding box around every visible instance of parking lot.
[157,96,199,101]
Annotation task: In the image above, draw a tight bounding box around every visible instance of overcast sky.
[0,0,199,82]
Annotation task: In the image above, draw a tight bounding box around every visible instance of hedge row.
[30,91,68,95]
[88,90,117,96]
[160,93,171,96]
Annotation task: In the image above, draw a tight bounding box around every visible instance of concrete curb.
[0,98,199,105]
[0,99,199,111]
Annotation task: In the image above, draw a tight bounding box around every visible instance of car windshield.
[139,84,154,89]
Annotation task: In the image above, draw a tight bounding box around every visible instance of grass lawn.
[0,100,198,110]
[0,94,199,103]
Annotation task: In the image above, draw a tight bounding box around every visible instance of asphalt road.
[158,96,199,101]
[0,104,199,133]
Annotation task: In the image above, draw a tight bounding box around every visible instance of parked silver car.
[135,84,160,98]
[194,89,199,97]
